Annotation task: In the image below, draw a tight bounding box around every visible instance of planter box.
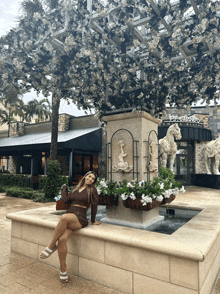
[122,194,175,211]
[98,194,118,206]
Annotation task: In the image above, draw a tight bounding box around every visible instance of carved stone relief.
[113,140,133,173]
[148,140,158,172]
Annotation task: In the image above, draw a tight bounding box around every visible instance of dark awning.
[158,124,212,141]
[0,127,102,155]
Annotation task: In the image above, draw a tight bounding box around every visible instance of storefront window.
[93,155,98,173]
[75,155,82,175]
[84,156,90,173]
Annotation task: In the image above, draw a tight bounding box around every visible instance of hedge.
[6,188,33,199]
[38,175,68,191]
[0,186,6,193]
[0,174,31,188]
[5,186,55,203]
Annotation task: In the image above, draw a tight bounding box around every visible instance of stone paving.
[0,187,220,294]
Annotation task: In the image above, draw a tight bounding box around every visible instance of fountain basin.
[6,203,220,294]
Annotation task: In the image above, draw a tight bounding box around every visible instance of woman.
[39,171,102,282]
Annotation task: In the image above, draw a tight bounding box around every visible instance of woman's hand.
[61,184,69,191]
[92,222,102,225]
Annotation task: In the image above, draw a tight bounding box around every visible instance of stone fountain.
[101,110,164,229]
[6,110,220,294]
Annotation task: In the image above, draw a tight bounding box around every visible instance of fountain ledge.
[6,204,220,294]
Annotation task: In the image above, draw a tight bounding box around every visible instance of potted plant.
[116,167,185,211]
[96,178,119,206]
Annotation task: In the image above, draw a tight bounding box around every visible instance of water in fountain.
[87,211,193,235]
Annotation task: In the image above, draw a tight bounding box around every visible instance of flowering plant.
[54,186,71,202]
[96,178,119,206]
[117,167,185,207]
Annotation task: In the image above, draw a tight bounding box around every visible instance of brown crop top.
[61,188,98,223]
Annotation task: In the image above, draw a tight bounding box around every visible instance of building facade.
[0,105,219,187]
[0,113,107,186]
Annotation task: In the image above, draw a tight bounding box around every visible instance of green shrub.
[18,191,33,199]
[38,176,47,190]
[0,186,6,193]
[38,175,68,191]
[0,174,31,188]
[6,188,33,199]
[31,192,53,203]
[44,160,63,201]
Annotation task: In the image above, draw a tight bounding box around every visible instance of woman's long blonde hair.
[71,171,98,205]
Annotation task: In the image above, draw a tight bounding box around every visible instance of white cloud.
[22,90,90,117]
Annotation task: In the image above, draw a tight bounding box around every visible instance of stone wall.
[194,141,212,174]
[194,114,210,129]
[164,105,220,138]
[8,156,18,174]
[58,114,71,131]
[9,122,25,137]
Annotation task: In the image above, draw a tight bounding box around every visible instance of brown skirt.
[66,206,88,228]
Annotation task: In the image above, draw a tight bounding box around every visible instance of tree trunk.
[8,110,11,137]
[50,93,60,160]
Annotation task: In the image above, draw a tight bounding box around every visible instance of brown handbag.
[56,200,68,210]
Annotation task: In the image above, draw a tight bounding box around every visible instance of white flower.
[100,180,108,188]
[159,182,164,189]
[163,190,171,198]
[54,195,62,201]
[33,12,41,20]
[129,192,136,200]
[127,182,134,188]
[139,180,145,187]
[133,39,141,47]
[96,187,101,195]
[156,195,163,202]
[141,194,152,203]
[121,193,128,200]
[180,186,186,193]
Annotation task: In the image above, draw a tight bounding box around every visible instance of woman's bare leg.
[40,213,82,258]
[58,228,73,273]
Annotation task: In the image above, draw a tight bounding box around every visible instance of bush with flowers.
[95,167,185,210]
[116,167,185,210]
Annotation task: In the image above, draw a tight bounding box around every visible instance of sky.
[0,0,90,117]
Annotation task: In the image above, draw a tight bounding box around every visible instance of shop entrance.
[172,141,195,186]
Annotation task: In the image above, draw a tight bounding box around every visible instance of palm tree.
[24,98,52,123]
[0,85,23,137]
[0,109,15,137]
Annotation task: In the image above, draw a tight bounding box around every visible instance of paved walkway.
[0,187,220,294]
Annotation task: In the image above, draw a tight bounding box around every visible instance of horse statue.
[204,136,220,175]
[159,123,182,173]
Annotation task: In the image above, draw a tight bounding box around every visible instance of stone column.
[68,150,74,186]
[58,114,70,131]
[101,110,163,229]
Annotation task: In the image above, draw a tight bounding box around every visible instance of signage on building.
[169,115,200,123]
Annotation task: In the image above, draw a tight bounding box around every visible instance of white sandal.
[60,271,69,283]
[39,246,57,259]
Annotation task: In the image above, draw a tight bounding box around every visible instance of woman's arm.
[61,185,71,204]
[91,187,102,225]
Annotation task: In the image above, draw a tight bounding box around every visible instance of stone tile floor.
[0,194,123,294]
[1,187,220,294]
